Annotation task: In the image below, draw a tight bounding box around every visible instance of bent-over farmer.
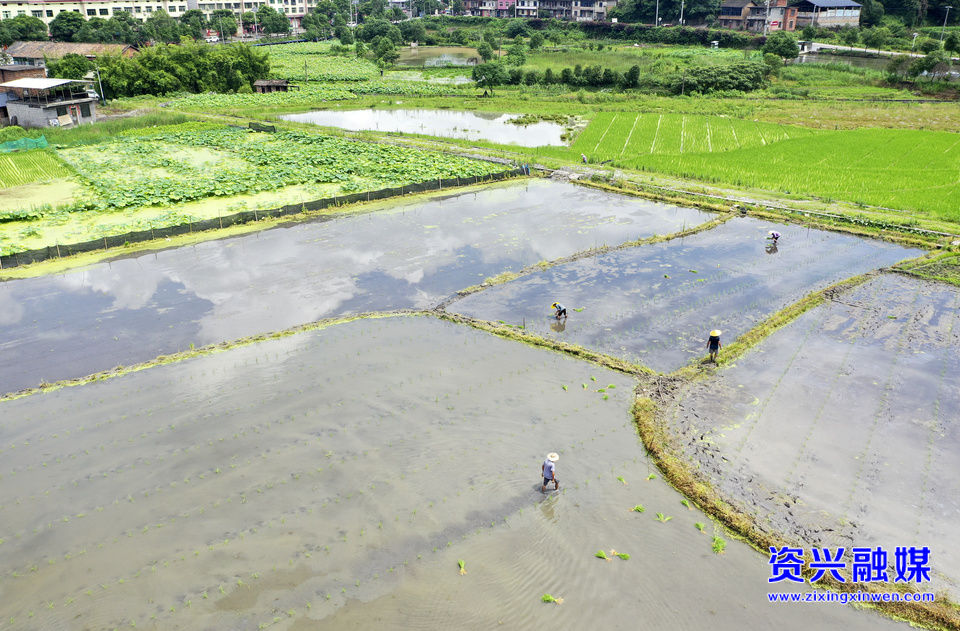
[552,302,567,320]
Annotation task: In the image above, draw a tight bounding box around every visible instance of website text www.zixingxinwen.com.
[768,591,936,604]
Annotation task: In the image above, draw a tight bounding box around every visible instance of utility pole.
[679,0,684,25]
[654,0,659,27]
[764,0,770,35]
[941,6,953,44]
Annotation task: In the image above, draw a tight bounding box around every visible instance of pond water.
[449,217,922,373]
[395,45,479,67]
[280,108,568,146]
[670,273,960,591]
[794,52,891,71]
[0,180,712,393]
[0,315,907,630]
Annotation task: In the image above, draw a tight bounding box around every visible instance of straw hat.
[710,330,722,336]
[547,453,559,462]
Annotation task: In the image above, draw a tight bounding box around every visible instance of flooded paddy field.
[280,109,568,146]
[0,180,712,394]
[450,218,922,373]
[670,273,960,590]
[0,316,905,630]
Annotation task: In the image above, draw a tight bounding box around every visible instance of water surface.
[281,108,567,146]
[0,315,907,630]
[450,218,922,372]
[0,180,712,392]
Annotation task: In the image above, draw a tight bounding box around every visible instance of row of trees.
[44,39,270,97]
[470,59,768,94]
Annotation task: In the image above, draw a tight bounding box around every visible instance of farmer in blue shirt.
[542,453,559,492]
[552,302,567,320]
[706,329,722,362]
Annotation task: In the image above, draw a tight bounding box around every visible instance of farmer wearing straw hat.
[542,453,560,493]
[552,302,567,320]
[706,330,722,362]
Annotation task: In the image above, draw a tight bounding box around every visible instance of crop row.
[0,149,73,190]
[569,112,817,162]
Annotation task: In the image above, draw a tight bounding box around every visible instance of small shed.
[0,78,98,129]
[254,80,300,94]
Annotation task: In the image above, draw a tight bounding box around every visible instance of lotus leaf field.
[267,43,381,82]
[61,122,502,210]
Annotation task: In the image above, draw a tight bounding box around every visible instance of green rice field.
[530,113,960,221]
[0,150,74,188]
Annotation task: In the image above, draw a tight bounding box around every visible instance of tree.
[46,52,93,79]
[908,49,948,80]
[840,27,859,47]
[3,15,48,41]
[400,19,426,43]
[477,40,494,62]
[358,18,401,43]
[49,11,86,42]
[375,37,399,64]
[303,11,330,40]
[471,61,508,93]
[482,29,498,46]
[529,31,544,49]
[240,11,257,32]
[761,30,799,59]
[861,26,890,53]
[505,18,527,38]
[623,64,640,88]
[179,9,207,28]
[800,24,816,40]
[945,31,960,56]
[859,0,884,26]
[144,10,182,43]
[451,0,465,15]
[355,40,366,56]
[505,35,526,65]
[257,5,291,36]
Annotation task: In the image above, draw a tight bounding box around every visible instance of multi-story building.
[718,0,797,31]
[471,0,615,18]
[0,0,193,25]
[0,0,310,35]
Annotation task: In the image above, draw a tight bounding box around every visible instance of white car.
[205,35,220,43]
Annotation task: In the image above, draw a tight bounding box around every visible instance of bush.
[671,61,768,94]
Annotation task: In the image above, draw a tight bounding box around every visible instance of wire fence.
[0,167,529,269]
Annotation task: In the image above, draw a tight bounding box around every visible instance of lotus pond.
[0,315,906,630]
[280,109,570,146]
[0,179,712,393]
[669,273,960,591]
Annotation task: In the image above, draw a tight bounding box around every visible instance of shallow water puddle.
[450,218,922,373]
[0,316,902,629]
[672,274,960,592]
[0,180,711,393]
[280,108,568,146]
